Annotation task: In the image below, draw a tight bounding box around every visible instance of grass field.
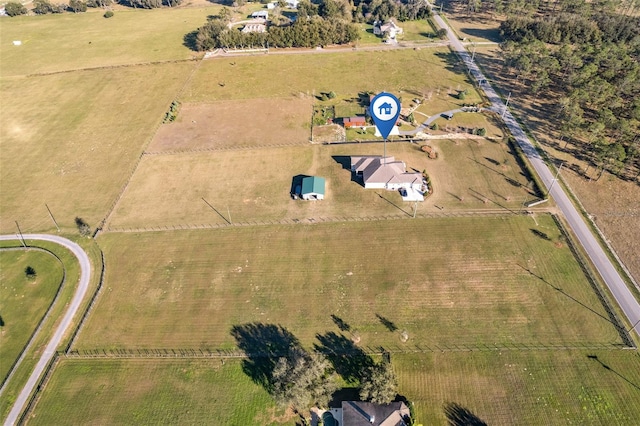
[0,61,195,234]
[26,358,287,425]
[26,350,640,425]
[78,215,622,350]
[107,140,531,229]
[0,7,216,76]
[0,249,64,382]
[397,350,640,424]
[184,48,480,103]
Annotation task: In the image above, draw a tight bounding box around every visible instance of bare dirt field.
[147,98,313,152]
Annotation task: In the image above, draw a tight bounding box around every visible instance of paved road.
[429,6,640,339]
[0,235,91,426]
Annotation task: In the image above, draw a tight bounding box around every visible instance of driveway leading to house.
[0,235,92,426]
[428,3,640,340]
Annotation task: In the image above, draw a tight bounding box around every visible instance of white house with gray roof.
[350,156,423,191]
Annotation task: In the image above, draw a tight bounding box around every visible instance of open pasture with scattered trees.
[25,349,640,424]
[80,214,624,350]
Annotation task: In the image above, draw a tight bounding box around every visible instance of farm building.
[350,156,423,191]
[301,176,325,200]
[343,116,366,129]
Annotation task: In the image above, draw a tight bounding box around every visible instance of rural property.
[1,1,639,425]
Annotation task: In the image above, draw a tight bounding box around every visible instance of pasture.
[107,140,531,230]
[184,48,481,104]
[0,249,64,382]
[79,214,623,350]
[0,7,214,76]
[26,359,284,425]
[25,351,640,424]
[0,61,195,234]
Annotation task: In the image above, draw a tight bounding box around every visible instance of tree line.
[3,0,181,16]
[498,0,640,179]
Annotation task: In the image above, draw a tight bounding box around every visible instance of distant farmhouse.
[251,10,269,19]
[267,0,299,8]
[350,156,425,198]
[322,401,411,426]
[373,19,403,39]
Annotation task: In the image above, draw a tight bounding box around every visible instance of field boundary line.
[97,58,204,236]
[24,58,198,79]
[16,353,61,426]
[104,210,532,233]
[0,247,66,395]
[144,140,309,156]
[61,342,632,360]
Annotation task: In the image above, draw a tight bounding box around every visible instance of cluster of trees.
[193,0,432,50]
[3,0,183,15]
[4,0,113,15]
[459,0,640,17]
[194,12,359,50]
[499,1,640,178]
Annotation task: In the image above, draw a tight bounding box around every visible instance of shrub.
[5,2,28,16]
[25,266,37,280]
[75,217,92,237]
[431,123,438,131]
[69,0,87,12]
[327,91,336,99]
[436,28,448,39]
[476,127,487,136]
[104,9,114,17]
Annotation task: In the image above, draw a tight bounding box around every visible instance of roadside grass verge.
[107,140,532,229]
[0,249,64,383]
[78,215,622,350]
[183,48,481,103]
[0,237,101,422]
[25,358,289,425]
[397,350,640,424]
[0,7,215,76]
[0,61,195,234]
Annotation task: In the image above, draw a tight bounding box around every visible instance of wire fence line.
[60,341,633,361]
[104,210,531,234]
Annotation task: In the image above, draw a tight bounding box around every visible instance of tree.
[271,350,338,410]
[436,28,448,39]
[33,0,65,14]
[103,9,114,17]
[25,266,37,279]
[4,1,28,16]
[359,357,397,404]
[69,0,88,12]
[75,217,91,236]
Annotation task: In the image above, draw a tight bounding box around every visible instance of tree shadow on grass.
[231,323,301,390]
[314,331,374,385]
[376,313,398,332]
[183,30,199,52]
[444,402,487,426]
[331,314,351,332]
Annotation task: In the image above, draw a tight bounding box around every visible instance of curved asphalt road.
[0,235,91,426]
[428,4,640,339]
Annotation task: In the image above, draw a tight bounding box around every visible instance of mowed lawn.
[0,249,64,382]
[26,351,640,425]
[27,359,287,426]
[0,61,195,234]
[107,141,532,229]
[78,215,622,350]
[0,7,216,76]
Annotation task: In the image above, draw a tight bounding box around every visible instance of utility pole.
[45,204,60,232]
[502,92,511,118]
[547,162,564,197]
[15,221,26,247]
[227,206,232,224]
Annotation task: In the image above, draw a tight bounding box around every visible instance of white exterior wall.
[302,193,324,200]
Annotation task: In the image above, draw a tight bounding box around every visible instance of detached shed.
[301,176,325,200]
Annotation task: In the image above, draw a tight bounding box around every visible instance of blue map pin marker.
[370,92,401,139]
